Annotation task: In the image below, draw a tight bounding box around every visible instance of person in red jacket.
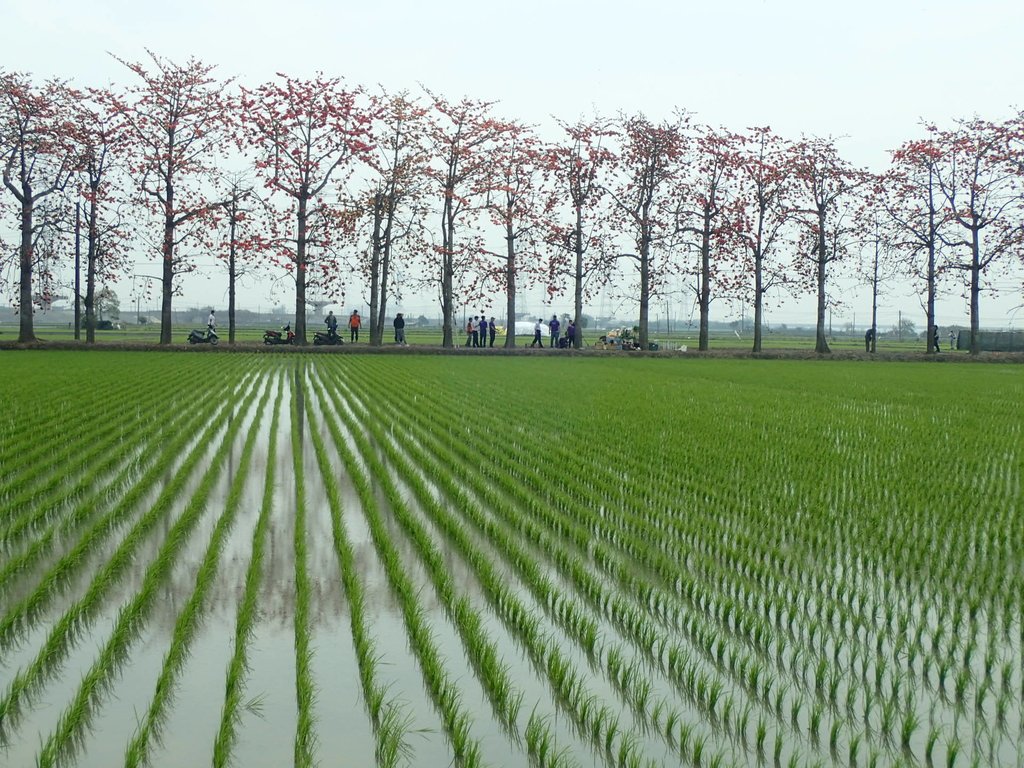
[348,310,362,342]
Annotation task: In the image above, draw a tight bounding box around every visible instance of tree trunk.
[638,226,650,349]
[814,210,831,354]
[573,209,584,349]
[18,200,35,343]
[504,219,516,348]
[752,247,763,353]
[440,198,455,348]
[86,196,99,344]
[698,210,711,351]
[228,205,237,345]
[969,227,980,355]
[295,197,308,344]
[369,195,384,346]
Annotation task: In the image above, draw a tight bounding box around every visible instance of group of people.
[864,326,958,352]
[531,315,577,349]
[465,315,497,347]
[323,310,406,344]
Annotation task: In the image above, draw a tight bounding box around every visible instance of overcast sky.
[3,0,1023,328]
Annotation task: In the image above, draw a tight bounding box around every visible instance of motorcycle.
[313,329,344,346]
[263,324,295,345]
[187,327,219,345]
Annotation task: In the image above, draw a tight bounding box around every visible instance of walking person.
[488,316,496,347]
[348,310,362,342]
[548,315,560,348]
[393,312,406,345]
[531,318,543,347]
[933,325,940,353]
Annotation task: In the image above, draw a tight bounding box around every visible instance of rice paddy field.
[0,351,1021,768]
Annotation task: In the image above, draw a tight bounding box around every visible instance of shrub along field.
[0,351,1021,768]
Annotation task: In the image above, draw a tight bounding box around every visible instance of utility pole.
[898,309,902,343]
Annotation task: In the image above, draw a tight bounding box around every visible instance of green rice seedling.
[944,737,959,768]
[924,726,941,766]
[848,732,861,767]
[829,717,843,758]
[755,716,767,756]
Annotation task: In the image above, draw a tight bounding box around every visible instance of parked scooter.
[263,323,296,345]
[312,329,344,346]
[187,327,219,345]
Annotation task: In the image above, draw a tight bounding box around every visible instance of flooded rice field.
[1,352,1022,767]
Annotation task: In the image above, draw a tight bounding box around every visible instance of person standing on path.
[393,313,406,345]
[488,317,496,347]
[325,311,338,339]
[864,327,874,353]
[348,310,362,342]
[949,329,956,351]
[548,315,560,348]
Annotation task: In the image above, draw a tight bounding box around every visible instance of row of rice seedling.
[31,371,265,766]
[1,353,1019,767]
[324,361,687,768]
[0,366,255,654]
[331,356,1019,768]
[0,379,210,599]
[0,367,259,748]
[310,369,488,767]
[121,373,275,767]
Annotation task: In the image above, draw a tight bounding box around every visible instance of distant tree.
[240,74,372,344]
[0,71,81,342]
[75,90,131,344]
[733,126,792,352]
[357,90,428,346]
[544,116,616,349]
[674,124,741,351]
[95,285,119,320]
[786,136,864,353]
[213,172,258,344]
[482,120,545,348]
[422,93,507,347]
[882,138,948,353]
[606,112,689,349]
[929,117,1024,354]
[111,51,234,345]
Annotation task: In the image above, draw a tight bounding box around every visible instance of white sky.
[3,0,1023,329]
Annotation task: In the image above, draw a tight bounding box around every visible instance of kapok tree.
[929,117,1024,354]
[241,74,371,344]
[674,124,742,351]
[882,138,949,353]
[605,112,689,349]
[1,71,81,342]
[357,90,428,346]
[212,172,260,344]
[785,136,864,354]
[112,52,233,345]
[422,92,508,347]
[74,90,132,344]
[481,120,546,348]
[732,126,792,352]
[544,116,617,349]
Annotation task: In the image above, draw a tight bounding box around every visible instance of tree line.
[3,53,1022,352]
